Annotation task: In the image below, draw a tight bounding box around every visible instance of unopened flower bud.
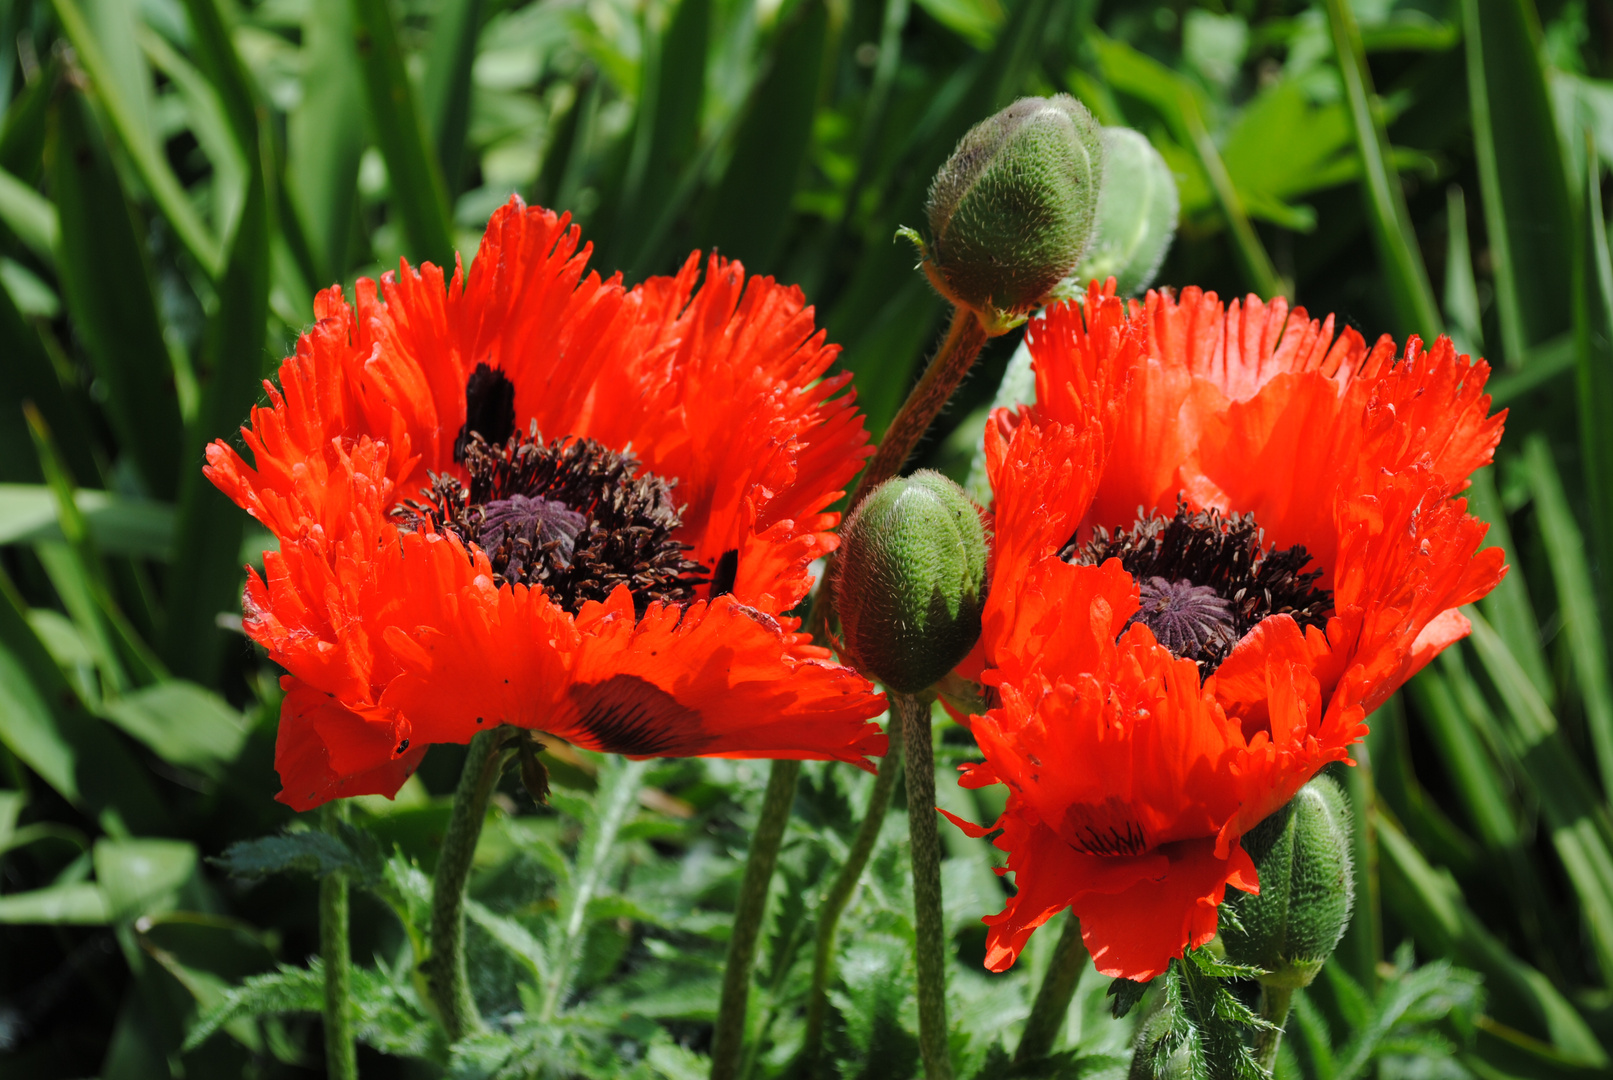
[1071,127,1179,296]
[906,95,1103,334]
[1219,776,1355,989]
[835,472,989,694]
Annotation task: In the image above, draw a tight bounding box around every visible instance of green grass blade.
[1467,466,1553,705]
[0,58,53,180]
[1462,0,1575,366]
[351,0,457,268]
[1444,185,1483,355]
[176,0,260,157]
[48,91,184,501]
[1522,435,1613,800]
[700,0,830,270]
[0,569,171,835]
[289,0,367,283]
[421,0,484,195]
[1376,813,1607,1064]
[0,485,173,558]
[1467,608,1613,984]
[1575,142,1613,626]
[1411,657,1520,851]
[49,0,222,277]
[0,165,58,265]
[162,149,269,683]
[613,0,709,273]
[0,280,98,486]
[1324,0,1441,340]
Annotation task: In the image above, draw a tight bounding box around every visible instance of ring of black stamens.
[1063,500,1331,675]
[397,425,709,617]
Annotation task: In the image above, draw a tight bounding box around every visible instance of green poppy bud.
[906,95,1104,334]
[835,472,989,695]
[1219,776,1355,989]
[1071,127,1179,297]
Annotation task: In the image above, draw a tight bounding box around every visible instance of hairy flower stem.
[426,727,506,1040]
[847,306,990,514]
[801,721,907,1072]
[320,800,357,1080]
[899,691,954,1080]
[807,306,990,644]
[711,758,803,1080]
[1255,985,1294,1074]
[1014,913,1089,1063]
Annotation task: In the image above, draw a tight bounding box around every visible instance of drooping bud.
[1219,776,1355,989]
[906,95,1103,334]
[835,472,989,694]
[1071,127,1179,296]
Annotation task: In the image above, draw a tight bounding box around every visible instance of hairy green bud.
[908,95,1103,333]
[1071,127,1179,296]
[1219,776,1355,989]
[835,472,989,695]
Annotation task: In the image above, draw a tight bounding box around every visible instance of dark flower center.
[1063,500,1331,675]
[395,364,709,616]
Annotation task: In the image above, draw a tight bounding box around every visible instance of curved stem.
[809,305,989,644]
[899,692,953,1080]
[1254,984,1295,1075]
[801,721,907,1073]
[1014,912,1088,1063]
[320,800,357,1080]
[710,758,803,1080]
[425,727,505,1040]
[848,307,989,515]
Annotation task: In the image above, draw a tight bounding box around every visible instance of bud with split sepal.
[1219,775,1355,989]
[904,95,1104,334]
[834,472,989,695]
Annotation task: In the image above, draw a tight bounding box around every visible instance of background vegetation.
[0,0,1611,1077]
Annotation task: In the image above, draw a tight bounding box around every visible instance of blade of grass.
[48,91,184,500]
[1521,436,1613,800]
[50,0,222,277]
[1445,186,1483,355]
[1376,813,1607,1064]
[1323,0,1441,340]
[0,279,98,486]
[1576,140,1613,630]
[0,56,53,180]
[0,165,57,265]
[25,405,165,692]
[162,146,270,683]
[0,569,171,836]
[699,0,830,270]
[421,0,484,195]
[1467,466,1553,705]
[1462,0,1575,367]
[613,0,709,273]
[1467,608,1613,985]
[176,0,259,158]
[351,0,457,268]
[289,1,367,283]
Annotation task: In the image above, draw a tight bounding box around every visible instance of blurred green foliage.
[2,0,1613,1077]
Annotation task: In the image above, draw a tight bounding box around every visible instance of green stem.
[1254,984,1295,1075]
[710,758,803,1080]
[848,306,989,514]
[808,306,990,643]
[320,800,357,1080]
[899,692,953,1080]
[802,721,906,1073]
[1013,912,1088,1063]
[425,727,505,1040]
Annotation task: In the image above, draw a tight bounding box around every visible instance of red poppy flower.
[943,282,1506,980]
[206,198,886,811]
